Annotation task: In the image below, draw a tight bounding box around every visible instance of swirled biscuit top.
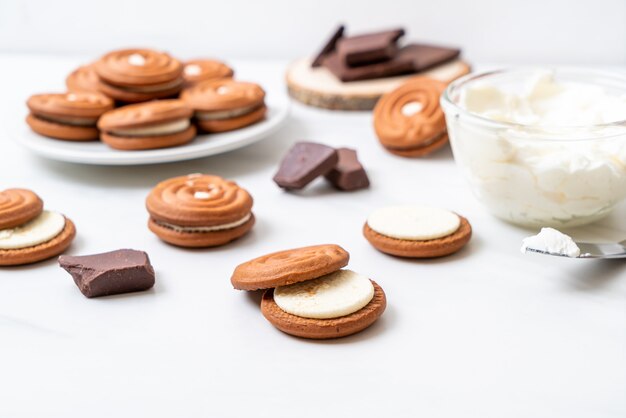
[230,244,350,290]
[98,99,191,130]
[146,174,253,227]
[0,188,44,229]
[181,79,265,112]
[27,92,113,118]
[373,76,447,149]
[66,64,102,93]
[95,48,183,86]
[183,60,234,85]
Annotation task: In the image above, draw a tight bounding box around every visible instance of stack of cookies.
[26,48,267,151]
[0,188,76,266]
[231,244,386,339]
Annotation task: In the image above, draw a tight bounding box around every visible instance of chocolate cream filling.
[102,77,183,93]
[154,213,252,233]
[34,113,98,127]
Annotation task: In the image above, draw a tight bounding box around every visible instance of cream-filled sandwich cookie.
[94,48,184,103]
[231,244,386,339]
[146,174,254,247]
[0,189,76,266]
[363,204,472,258]
[26,92,114,141]
[181,79,266,132]
[97,99,196,150]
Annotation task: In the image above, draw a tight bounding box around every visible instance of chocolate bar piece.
[323,48,414,82]
[273,142,339,190]
[323,43,461,82]
[337,29,405,67]
[403,43,461,72]
[312,25,345,67]
[59,249,155,298]
[325,148,370,191]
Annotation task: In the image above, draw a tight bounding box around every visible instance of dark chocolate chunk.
[312,25,345,68]
[273,142,339,190]
[323,43,461,82]
[337,29,405,67]
[325,148,370,191]
[59,249,155,298]
[322,48,414,82]
[403,43,461,72]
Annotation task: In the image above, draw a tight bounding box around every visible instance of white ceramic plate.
[9,98,289,165]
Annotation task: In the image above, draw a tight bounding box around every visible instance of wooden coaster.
[286,57,471,111]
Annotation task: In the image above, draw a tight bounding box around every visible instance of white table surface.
[0,54,625,418]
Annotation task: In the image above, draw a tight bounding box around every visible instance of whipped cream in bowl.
[441,69,626,227]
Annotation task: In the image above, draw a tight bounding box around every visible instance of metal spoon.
[525,240,626,259]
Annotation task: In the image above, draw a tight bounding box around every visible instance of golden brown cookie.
[26,92,114,141]
[0,217,76,266]
[181,79,266,133]
[94,48,184,103]
[373,76,448,157]
[183,59,234,87]
[363,215,472,258]
[230,244,350,291]
[146,174,254,248]
[0,189,43,229]
[383,132,449,157]
[66,64,103,93]
[260,280,386,339]
[98,99,195,150]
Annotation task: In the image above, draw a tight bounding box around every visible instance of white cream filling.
[368,205,461,240]
[274,269,375,319]
[521,227,581,257]
[194,104,260,121]
[0,211,65,250]
[110,119,190,137]
[155,213,251,232]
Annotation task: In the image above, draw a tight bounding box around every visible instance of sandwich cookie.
[26,92,114,141]
[94,48,183,103]
[231,244,386,339]
[0,189,76,266]
[183,59,234,87]
[373,76,448,157]
[181,79,266,132]
[363,205,471,258]
[146,174,254,247]
[66,64,103,94]
[97,99,196,150]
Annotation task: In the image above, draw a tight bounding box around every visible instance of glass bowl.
[441,68,626,228]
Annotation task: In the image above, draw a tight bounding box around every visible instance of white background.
[1,0,625,64]
[1,2,626,418]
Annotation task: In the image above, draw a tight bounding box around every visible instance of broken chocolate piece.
[403,43,461,72]
[59,249,155,298]
[337,29,405,67]
[323,43,461,82]
[323,48,414,82]
[325,148,370,191]
[312,25,345,68]
[273,142,339,190]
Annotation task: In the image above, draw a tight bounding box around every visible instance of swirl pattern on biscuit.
[28,93,113,117]
[181,79,265,111]
[96,49,182,85]
[146,174,253,227]
[374,77,447,149]
[0,189,44,229]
